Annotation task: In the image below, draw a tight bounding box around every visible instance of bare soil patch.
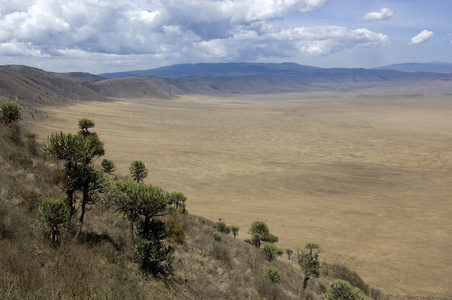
[29,91,452,299]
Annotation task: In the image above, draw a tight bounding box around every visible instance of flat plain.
[30,87,452,299]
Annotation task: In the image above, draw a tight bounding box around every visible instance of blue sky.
[0,0,450,73]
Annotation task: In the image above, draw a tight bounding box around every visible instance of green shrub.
[165,212,185,244]
[0,101,21,124]
[212,231,222,242]
[260,242,282,261]
[325,279,365,300]
[263,267,283,284]
[213,221,231,234]
[38,198,68,243]
[230,225,239,238]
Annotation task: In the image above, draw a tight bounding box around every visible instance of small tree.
[286,249,293,260]
[78,118,95,136]
[39,198,68,243]
[298,241,321,290]
[212,231,222,242]
[325,279,365,300]
[251,233,261,248]
[213,221,231,234]
[0,101,21,124]
[230,225,239,238]
[130,160,148,182]
[249,220,278,246]
[264,267,283,284]
[249,220,269,236]
[168,191,187,213]
[260,242,282,261]
[101,159,116,174]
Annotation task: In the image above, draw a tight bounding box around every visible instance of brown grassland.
[29,85,452,299]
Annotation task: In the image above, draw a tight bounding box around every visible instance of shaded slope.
[0,65,107,106]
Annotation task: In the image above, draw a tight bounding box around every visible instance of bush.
[165,212,185,244]
[0,101,21,124]
[325,279,365,300]
[230,225,239,238]
[263,267,283,284]
[38,198,68,243]
[213,221,231,234]
[260,242,282,261]
[212,231,222,242]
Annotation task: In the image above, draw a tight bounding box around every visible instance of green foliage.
[129,160,148,182]
[213,221,231,234]
[0,101,21,124]
[38,198,67,243]
[286,249,293,260]
[261,233,278,243]
[133,232,175,277]
[108,180,173,276]
[249,220,269,236]
[43,121,105,233]
[101,159,116,174]
[78,118,95,136]
[249,220,278,246]
[230,225,239,238]
[263,267,283,284]
[318,282,327,293]
[251,233,261,247]
[325,279,365,300]
[212,231,222,242]
[260,242,282,261]
[165,213,185,244]
[298,241,321,289]
[168,191,187,214]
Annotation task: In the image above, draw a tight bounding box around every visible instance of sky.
[0,0,451,74]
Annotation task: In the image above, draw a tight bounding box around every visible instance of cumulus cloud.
[362,8,394,21]
[410,30,434,44]
[0,0,391,72]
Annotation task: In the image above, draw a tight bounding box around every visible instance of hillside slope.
[0,65,107,106]
[0,119,388,300]
[1,63,451,102]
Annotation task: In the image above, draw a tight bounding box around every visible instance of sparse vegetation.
[38,198,67,243]
[129,160,148,182]
[0,106,390,299]
[0,101,21,124]
[325,279,365,300]
[101,158,116,174]
[264,266,283,284]
[298,241,321,290]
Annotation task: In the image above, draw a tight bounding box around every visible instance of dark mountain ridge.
[0,63,451,103]
[0,65,107,106]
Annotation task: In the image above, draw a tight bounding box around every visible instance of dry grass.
[28,88,452,299]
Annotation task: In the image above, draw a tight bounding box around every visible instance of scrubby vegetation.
[0,101,388,299]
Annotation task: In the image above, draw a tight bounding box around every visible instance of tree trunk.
[303,276,310,289]
[66,189,75,228]
[78,185,88,236]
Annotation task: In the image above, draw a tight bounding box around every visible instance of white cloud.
[362,8,394,21]
[411,30,434,44]
[0,0,393,72]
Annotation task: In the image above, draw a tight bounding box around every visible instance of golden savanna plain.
[30,87,452,299]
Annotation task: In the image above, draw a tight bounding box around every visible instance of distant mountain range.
[375,62,452,73]
[99,62,452,79]
[0,63,451,106]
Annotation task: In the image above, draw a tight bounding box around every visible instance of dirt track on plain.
[30,90,452,299]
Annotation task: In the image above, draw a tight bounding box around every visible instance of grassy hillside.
[0,107,388,299]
